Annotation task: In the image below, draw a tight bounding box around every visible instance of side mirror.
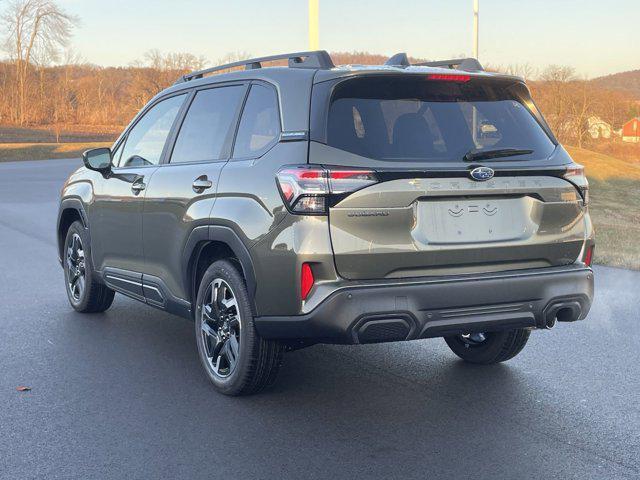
[82,147,112,173]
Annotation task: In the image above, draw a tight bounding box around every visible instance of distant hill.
[592,70,640,99]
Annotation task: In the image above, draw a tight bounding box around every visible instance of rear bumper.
[254,265,594,344]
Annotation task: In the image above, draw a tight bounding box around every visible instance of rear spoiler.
[384,53,484,72]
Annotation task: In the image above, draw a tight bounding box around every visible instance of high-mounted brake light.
[276,166,377,214]
[427,73,471,82]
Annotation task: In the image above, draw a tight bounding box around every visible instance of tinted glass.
[233,84,280,158]
[171,86,244,163]
[326,77,555,162]
[119,94,185,167]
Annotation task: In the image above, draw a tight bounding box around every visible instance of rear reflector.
[301,263,314,300]
[583,245,594,267]
[427,73,471,82]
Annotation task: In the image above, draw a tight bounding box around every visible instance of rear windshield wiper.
[463,148,534,162]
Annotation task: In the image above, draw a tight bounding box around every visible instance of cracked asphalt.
[1,159,639,479]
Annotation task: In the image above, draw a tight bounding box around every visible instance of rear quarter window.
[233,84,280,159]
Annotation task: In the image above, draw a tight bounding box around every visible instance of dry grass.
[0,142,111,162]
[566,146,640,181]
[567,146,640,270]
[587,178,640,270]
[589,142,640,164]
[0,125,120,143]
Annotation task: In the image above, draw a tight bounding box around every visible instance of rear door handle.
[131,179,146,194]
[192,176,213,193]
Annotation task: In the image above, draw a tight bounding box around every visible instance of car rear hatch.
[309,72,589,280]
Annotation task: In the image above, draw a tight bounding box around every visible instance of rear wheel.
[195,260,283,396]
[444,329,531,364]
[63,221,115,313]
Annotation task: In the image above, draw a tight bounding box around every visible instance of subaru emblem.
[470,166,494,181]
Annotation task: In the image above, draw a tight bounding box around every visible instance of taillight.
[565,164,584,177]
[328,169,378,193]
[301,263,314,300]
[563,163,589,206]
[276,166,377,214]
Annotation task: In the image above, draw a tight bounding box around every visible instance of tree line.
[0,54,205,128]
[528,66,638,148]
[0,0,638,150]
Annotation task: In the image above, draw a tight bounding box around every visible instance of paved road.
[1,158,639,480]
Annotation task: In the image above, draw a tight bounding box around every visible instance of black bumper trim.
[255,265,594,344]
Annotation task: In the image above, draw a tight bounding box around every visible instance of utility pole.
[309,0,319,50]
[473,0,479,59]
[472,0,480,147]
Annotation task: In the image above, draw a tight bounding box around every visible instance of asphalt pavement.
[1,158,639,479]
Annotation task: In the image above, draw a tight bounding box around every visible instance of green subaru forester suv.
[57,51,594,395]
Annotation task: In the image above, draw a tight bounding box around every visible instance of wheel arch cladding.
[184,226,258,316]
[57,201,88,264]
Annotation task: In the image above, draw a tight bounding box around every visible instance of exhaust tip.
[542,301,583,329]
[556,307,578,323]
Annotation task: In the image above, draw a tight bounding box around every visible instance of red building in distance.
[622,117,640,143]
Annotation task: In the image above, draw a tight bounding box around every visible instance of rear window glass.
[326,76,555,162]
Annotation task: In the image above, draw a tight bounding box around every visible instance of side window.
[170,86,245,164]
[110,140,123,166]
[233,84,280,158]
[119,94,186,167]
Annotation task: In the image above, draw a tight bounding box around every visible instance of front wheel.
[195,260,283,396]
[444,329,531,364]
[63,221,115,313]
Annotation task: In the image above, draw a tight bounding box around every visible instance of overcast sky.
[55,0,638,78]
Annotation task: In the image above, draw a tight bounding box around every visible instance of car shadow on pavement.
[36,296,636,478]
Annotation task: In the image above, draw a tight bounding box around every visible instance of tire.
[444,328,531,365]
[63,221,115,313]
[195,259,283,396]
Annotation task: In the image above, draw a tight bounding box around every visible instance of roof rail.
[174,50,335,84]
[383,53,484,72]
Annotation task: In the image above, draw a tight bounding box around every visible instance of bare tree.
[143,49,207,71]
[217,51,252,66]
[1,0,78,124]
[535,65,577,141]
[503,63,538,80]
[571,80,596,148]
[126,50,209,109]
[190,51,251,72]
